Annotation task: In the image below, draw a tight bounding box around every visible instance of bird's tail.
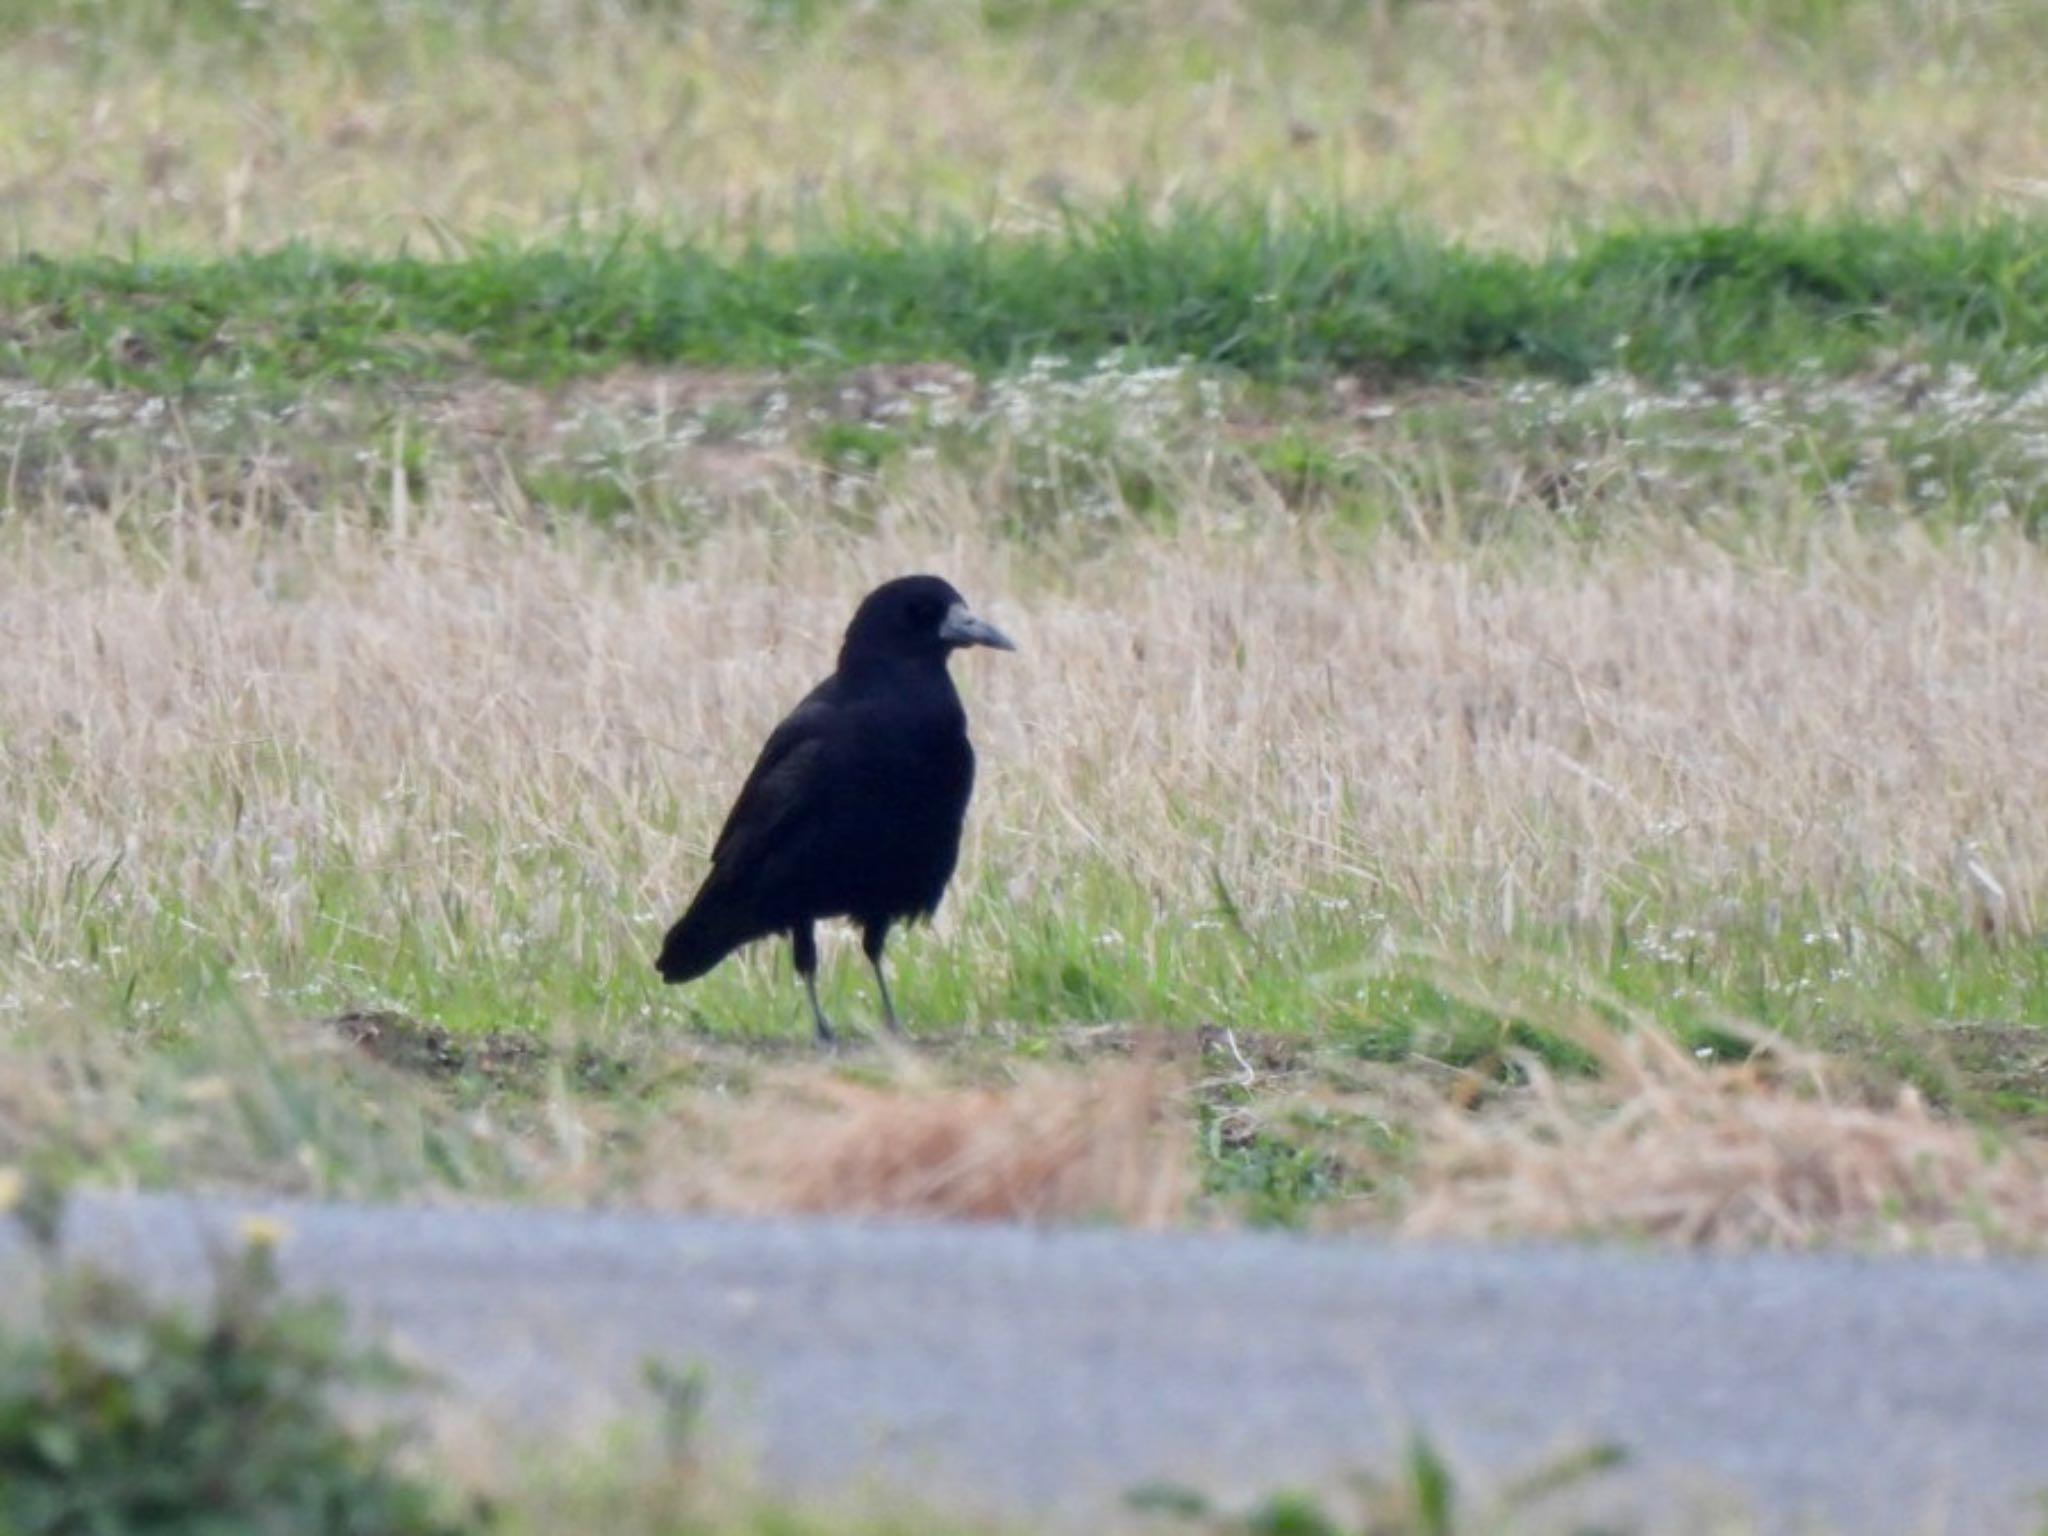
[655,892,751,985]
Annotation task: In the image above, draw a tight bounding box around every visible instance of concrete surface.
[8,1192,2045,1531]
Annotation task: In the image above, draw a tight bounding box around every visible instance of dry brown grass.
[3,0,2044,251]
[697,1056,1192,1226]
[1394,1025,2048,1255]
[4,459,2046,1021]
[0,1000,1196,1225]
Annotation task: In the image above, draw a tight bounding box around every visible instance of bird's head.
[839,575,1016,669]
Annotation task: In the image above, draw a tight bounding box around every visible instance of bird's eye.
[913,599,944,627]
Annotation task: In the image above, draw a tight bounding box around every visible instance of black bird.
[655,575,1015,1041]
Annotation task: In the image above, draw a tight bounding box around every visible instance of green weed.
[0,1214,475,1536]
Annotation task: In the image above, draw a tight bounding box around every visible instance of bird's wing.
[706,691,837,871]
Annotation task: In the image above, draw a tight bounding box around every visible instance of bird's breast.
[828,716,974,915]
[856,722,974,810]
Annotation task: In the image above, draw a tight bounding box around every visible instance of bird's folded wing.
[708,704,834,871]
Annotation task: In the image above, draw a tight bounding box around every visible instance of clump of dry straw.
[1397,1025,2048,1256]
[705,1057,1192,1228]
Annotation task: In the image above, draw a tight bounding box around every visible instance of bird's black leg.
[791,923,834,1044]
[861,921,902,1035]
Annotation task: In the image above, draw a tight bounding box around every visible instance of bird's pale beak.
[939,601,1017,652]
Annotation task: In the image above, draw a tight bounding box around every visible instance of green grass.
[27,855,2048,1109]
[9,213,2048,394]
[21,847,2048,1229]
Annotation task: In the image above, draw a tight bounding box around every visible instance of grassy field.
[9,290,2048,1240]
[6,1,2048,1526]
[2,2,2047,1240]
